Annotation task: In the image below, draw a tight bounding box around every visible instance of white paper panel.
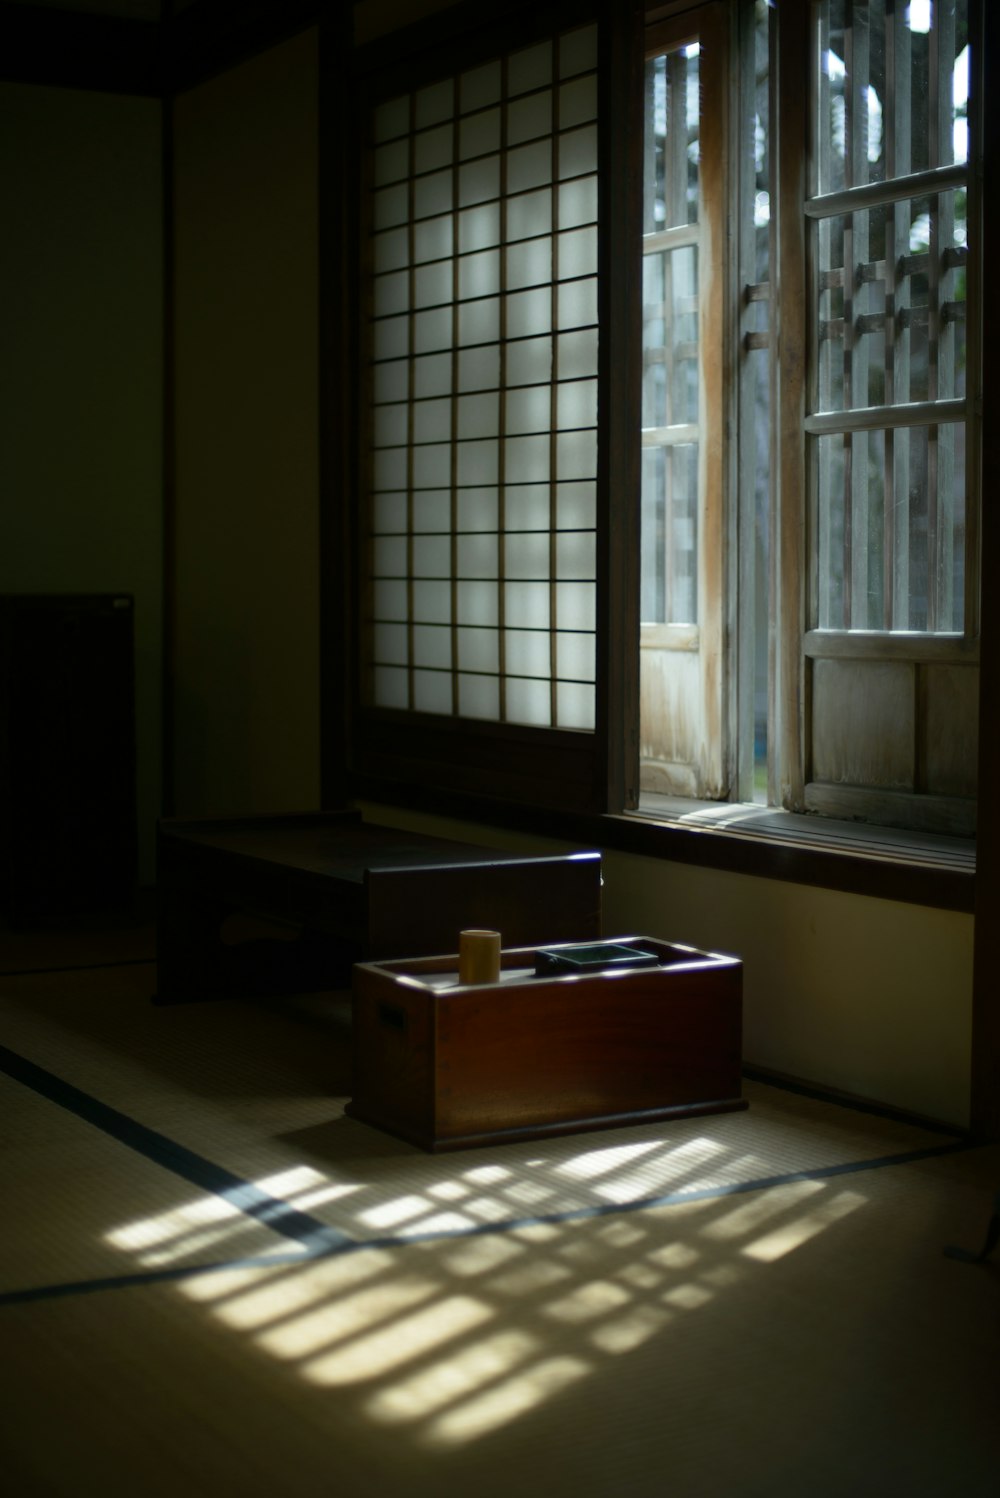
[457,532,499,578]
[412,535,451,577]
[458,344,502,391]
[413,623,453,667]
[414,260,453,308]
[414,169,453,218]
[413,398,451,444]
[461,61,501,111]
[374,359,408,403]
[416,79,453,128]
[560,74,598,128]
[373,401,408,447]
[414,123,452,173]
[459,249,501,300]
[506,385,551,435]
[459,202,501,252]
[508,286,552,338]
[412,580,451,623]
[506,628,551,677]
[507,187,552,240]
[374,314,409,361]
[556,428,598,480]
[374,96,409,144]
[458,673,501,719]
[506,531,551,579]
[458,627,500,673]
[558,124,597,179]
[508,40,552,96]
[556,481,596,529]
[413,352,453,397]
[373,622,408,666]
[414,214,453,262]
[412,443,451,487]
[508,140,553,194]
[506,675,551,726]
[374,579,408,620]
[373,447,407,490]
[373,139,408,184]
[458,298,500,346]
[459,156,500,207]
[557,277,597,329]
[460,108,501,160]
[556,679,595,729]
[556,378,597,428]
[557,328,598,379]
[374,665,409,708]
[508,91,552,145]
[505,432,550,483]
[413,491,451,531]
[373,535,407,576]
[457,392,499,439]
[373,492,407,534]
[556,630,596,681]
[505,580,550,628]
[558,226,597,279]
[556,529,596,579]
[456,488,498,531]
[373,182,408,231]
[413,306,452,353]
[505,484,550,530]
[560,26,598,78]
[457,579,499,625]
[556,581,595,630]
[413,669,453,714]
[506,335,552,386]
[559,175,597,228]
[456,438,499,485]
[374,228,409,274]
[507,237,552,289]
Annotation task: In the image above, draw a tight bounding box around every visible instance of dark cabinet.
[0,594,137,924]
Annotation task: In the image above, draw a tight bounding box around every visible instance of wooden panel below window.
[920,662,979,799]
[810,657,916,791]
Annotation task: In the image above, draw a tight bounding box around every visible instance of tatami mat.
[2,957,998,1498]
[0,963,970,1276]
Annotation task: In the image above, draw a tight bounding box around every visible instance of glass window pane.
[505,485,549,530]
[414,169,452,218]
[413,623,452,666]
[559,175,597,229]
[556,530,596,579]
[506,532,551,579]
[458,627,499,673]
[507,237,552,290]
[556,631,595,681]
[456,392,499,439]
[458,579,499,626]
[459,156,500,206]
[506,629,551,677]
[459,249,501,301]
[458,344,501,392]
[413,352,452,398]
[374,96,409,144]
[456,438,499,485]
[414,214,453,263]
[456,488,498,531]
[508,41,553,97]
[373,622,408,666]
[556,378,597,429]
[457,532,499,578]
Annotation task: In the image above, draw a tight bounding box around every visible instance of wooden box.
[347,936,745,1151]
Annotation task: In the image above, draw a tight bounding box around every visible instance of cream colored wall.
[171,27,320,815]
[0,83,163,884]
[358,801,974,1128]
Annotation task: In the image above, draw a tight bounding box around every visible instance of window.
[348,0,982,853]
[638,0,979,836]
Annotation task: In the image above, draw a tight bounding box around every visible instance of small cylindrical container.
[458,928,501,985]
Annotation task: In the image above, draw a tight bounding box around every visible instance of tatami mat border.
[1,1039,981,1310]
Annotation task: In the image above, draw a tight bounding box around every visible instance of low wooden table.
[155,810,601,1003]
[348,935,745,1151]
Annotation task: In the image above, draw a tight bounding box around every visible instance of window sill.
[348,775,976,912]
[605,797,975,912]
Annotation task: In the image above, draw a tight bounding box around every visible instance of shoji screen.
[363,21,599,734]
